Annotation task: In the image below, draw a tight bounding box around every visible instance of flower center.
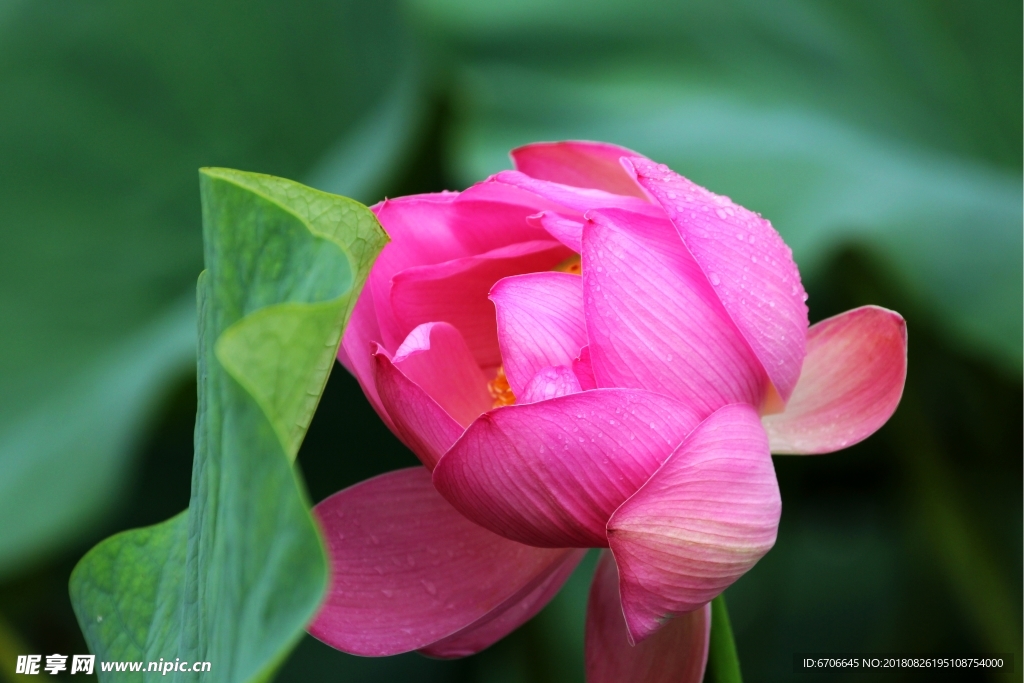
[488,366,516,408]
[554,254,582,275]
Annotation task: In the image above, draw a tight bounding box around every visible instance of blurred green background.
[0,0,1019,681]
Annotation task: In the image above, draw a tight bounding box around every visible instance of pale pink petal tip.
[624,156,809,402]
[309,468,575,657]
[763,305,907,454]
[511,140,648,198]
[608,403,780,643]
[586,551,710,683]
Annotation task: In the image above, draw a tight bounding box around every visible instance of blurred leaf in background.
[416,0,1022,371]
[0,0,421,580]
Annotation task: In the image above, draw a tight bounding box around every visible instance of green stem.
[707,594,743,683]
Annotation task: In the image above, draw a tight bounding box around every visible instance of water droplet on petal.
[709,273,721,286]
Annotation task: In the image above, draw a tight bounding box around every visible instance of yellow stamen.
[488,366,516,407]
[554,254,582,275]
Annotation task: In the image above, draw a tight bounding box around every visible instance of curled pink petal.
[369,194,471,351]
[420,548,586,658]
[586,551,710,683]
[519,365,583,404]
[446,181,567,254]
[433,389,702,548]
[369,189,558,351]
[491,170,662,217]
[608,404,780,643]
[527,211,585,253]
[491,271,588,396]
[390,240,573,368]
[763,305,907,454]
[625,157,809,401]
[511,140,648,198]
[309,468,574,656]
[582,209,768,414]
[373,347,462,470]
[393,322,492,428]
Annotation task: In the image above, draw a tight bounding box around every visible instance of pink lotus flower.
[309,141,907,680]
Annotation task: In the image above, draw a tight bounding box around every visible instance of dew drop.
[709,273,721,286]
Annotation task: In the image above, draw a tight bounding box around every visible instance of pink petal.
[527,211,585,253]
[511,140,648,198]
[625,157,809,401]
[393,322,492,428]
[373,346,463,470]
[309,468,575,656]
[369,194,472,352]
[491,271,588,396]
[433,389,702,548]
[420,548,586,658]
[763,305,907,454]
[586,551,710,683]
[607,404,780,643]
[390,240,573,368]
[519,365,583,404]
[446,181,568,255]
[573,345,597,391]
[491,171,663,217]
[582,209,769,414]
[369,188,559,352]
